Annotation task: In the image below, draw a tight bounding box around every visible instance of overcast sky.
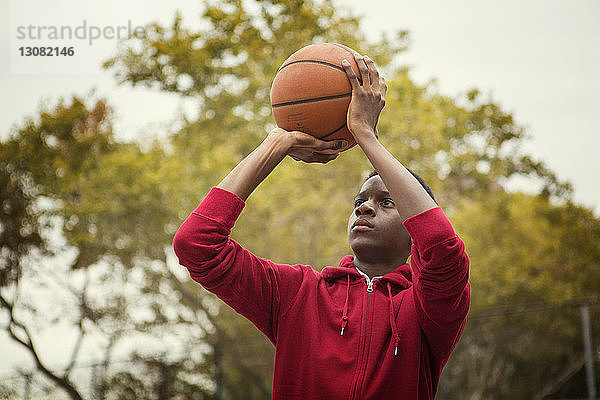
[1,0,599,381]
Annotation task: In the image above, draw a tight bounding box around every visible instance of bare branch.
[0,293,84,400]
[28,261,81,299]
[164,268,222,333]
[63,269,90,378]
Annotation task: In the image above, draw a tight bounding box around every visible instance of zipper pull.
[366,279,374,293]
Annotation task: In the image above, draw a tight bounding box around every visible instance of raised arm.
[342,54,469,358]
[173,128,342,341]
[341,55,437,221]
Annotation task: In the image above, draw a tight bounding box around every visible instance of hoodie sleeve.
[403,207,470,360]
[172,187,306,343]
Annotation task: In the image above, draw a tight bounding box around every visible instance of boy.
[173,53,470,399]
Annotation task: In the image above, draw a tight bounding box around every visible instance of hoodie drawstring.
[338,276,402,357]
[387,282,401,356]
[340,275,350,335]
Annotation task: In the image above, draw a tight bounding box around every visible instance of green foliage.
[0,143,44,287]
[61,142,175,268]
[454,192,600,306]
[1,96,112,286]
[0,96,201,399]
[442,191,600,398]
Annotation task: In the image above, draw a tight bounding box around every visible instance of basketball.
[270,43,362,152]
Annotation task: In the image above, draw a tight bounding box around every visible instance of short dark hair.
[365,169,436,204]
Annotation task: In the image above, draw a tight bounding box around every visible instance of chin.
[349,238,410,263]
[349,239,380,257]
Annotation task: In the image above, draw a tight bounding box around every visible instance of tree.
[1,96,114,400]
[0,96,215,399]
[440,191,600,399]
[1,92,276,399]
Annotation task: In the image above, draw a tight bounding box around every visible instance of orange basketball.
[270,43,362,152]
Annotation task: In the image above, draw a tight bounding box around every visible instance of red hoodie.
[173,187,470,399]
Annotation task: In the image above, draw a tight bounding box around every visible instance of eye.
[381,198,395,207]
[354,199,365,208]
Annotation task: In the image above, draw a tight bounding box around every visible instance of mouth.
[352,219,374,231]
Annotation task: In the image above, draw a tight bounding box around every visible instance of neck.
[352,254,407,279]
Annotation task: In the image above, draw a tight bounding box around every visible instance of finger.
[364,55,380,89]
[341,59,361,90]
[316,149,339,155]
[290,131,347,152]
[380,77,387,95]
[288,131,321,148]
[288,150,338,164]
[354,53,370,86]
[315,139,347,153]
[288,149,313,161]
[379,77,387,106]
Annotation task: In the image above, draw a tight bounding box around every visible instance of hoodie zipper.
[356,269,381,293]
[351,275,380,399]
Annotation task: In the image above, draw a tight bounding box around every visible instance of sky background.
[1,0,599,377]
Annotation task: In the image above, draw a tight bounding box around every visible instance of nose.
[355,201,375,216]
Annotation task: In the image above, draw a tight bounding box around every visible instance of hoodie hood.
[321,255,413,356]
[321,255,413,290]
